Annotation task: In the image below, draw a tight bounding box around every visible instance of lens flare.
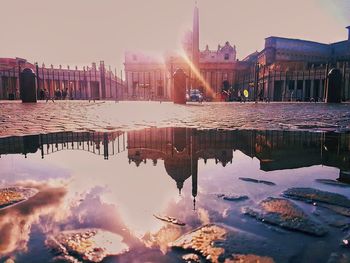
[179,50,216,98]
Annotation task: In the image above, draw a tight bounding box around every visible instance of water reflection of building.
[1,128,349,197]
[0,131,126,159]
[127,128,350,192]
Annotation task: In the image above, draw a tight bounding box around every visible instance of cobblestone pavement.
[1,101,350,137]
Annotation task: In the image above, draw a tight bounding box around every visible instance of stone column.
[87,80,91,99]
[0,75,3,99]
[16,73,20,99]
[164,70,168,99]
[302,80,306,101]
[319,79,324,101]
[270,79,275,101]
[346,72,350,100]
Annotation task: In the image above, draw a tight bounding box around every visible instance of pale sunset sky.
[0,0,349,71]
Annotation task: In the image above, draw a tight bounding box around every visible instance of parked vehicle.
[186,89,203,102]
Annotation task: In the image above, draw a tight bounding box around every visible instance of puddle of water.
[0,128,349,262]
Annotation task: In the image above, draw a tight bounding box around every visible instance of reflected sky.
[0,128,349,262]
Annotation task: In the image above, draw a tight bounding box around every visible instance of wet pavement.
[1,101,350,137]
[0,127,350,262]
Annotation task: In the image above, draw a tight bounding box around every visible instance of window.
[224,53,229,60]
[132,55,137,61]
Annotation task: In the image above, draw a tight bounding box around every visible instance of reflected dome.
[164,154,192,194]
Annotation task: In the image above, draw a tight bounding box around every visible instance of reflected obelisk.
[190,129,198,210]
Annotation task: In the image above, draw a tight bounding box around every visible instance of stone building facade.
[124,4,245,101]
[124,52,169,100]
[0,58,124,100]
[124,3,350,102]
[249,27,350,102]
[2,5,349,102]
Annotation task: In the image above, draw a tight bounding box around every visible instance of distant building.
[249,27,350,101]
[258,27,350,66]
[2,5,349,102]
[125,3,350,102]
[124,3,247,101]
[124,51,168,100]
[0,58,124,100]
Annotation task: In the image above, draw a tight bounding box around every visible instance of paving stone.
[327,253,350,263]
[283,187,350,208]
[244,197,327,236]
[1,101,350,137]
[153,214,186,226]
[216,193,249,202]
[225,254,275,263]
[239,177,276,186]
[46,228,128,263]
[0,187,38,210]
[315,179,350,188]
[182,253,200,263]
[170,224,277,263]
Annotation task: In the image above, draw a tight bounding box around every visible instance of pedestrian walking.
[39,88,45,100]
[45,88,54,102]
[54,88,62,100]
[62,88,68,100]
